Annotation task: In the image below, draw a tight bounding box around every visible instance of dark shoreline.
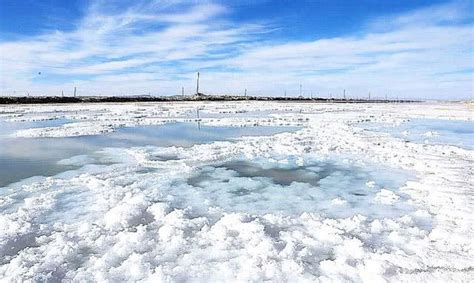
[0,95,418,104]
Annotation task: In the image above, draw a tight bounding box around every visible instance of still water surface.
[0,121,299,187]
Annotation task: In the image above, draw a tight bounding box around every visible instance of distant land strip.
[0,94,419,104]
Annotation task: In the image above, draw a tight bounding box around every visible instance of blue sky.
[0,0,472,99]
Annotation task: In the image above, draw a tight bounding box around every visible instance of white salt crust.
[0,102,472,282]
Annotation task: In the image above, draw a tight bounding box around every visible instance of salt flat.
[0,101,472,282]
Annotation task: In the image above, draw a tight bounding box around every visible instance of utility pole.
[343,89,346,100]
[196,72,200,94]
[74,87,77,98]
[62,90,64,97]
[182,87,184,97]
[245,88,247,97]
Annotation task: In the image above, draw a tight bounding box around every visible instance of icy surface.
[0,102,473,282]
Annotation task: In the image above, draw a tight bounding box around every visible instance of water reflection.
[362,118,474,149]
[0,118,72,137]
[0,122,299,187]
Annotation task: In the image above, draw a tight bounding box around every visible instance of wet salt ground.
[362,118,474,149]
[179,156,418,220]
[0,115,419,223]
[0,151,422,229]
[0,117,420,221]
[0,121,299,187]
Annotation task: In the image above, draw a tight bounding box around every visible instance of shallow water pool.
[171,155,417,219]
[362,118,474,149]
[0,118,72,137]
[0,122,299,187]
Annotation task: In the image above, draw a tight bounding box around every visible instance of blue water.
[0,118,72,137]
[174,155,418,219]
[96,122,300,148]
[362,118,474,149]
[195,109,289,119]
[0,122,299,187]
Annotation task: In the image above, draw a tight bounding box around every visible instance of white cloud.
[0,0,472,99]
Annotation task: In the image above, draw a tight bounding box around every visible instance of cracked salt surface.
[0,102,472,282]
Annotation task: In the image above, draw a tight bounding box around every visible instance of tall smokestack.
[196,72,200,94]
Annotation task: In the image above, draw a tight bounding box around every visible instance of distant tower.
[245,89,247,97]
[368,92,371,100]
[74,87,77,98]
[182,87,184,96]
[62,90,64,97]
[196,72,200,94]
[299,84,302,97]
[343,89,346,100]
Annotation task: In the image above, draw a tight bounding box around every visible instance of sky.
[0,0,473,100]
